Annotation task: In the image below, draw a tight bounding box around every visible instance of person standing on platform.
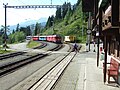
[73,43,79,53]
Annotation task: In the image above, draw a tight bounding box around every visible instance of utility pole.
[87,12,92,51]
[3,3,8,51]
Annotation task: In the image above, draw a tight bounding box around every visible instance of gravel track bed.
[10,53,68,90]
[0,53,38,67]
[0,42,71,90]
[0,52,68,90]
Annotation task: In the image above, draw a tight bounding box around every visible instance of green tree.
[19,27,26,35]
[76,0,81,6]
[16,23,20,32]
[0,29,4,45]
[42,0,87,43]
[45,16,51,28]
[62,2,68,18]
[34,22,41,35]
[45,15,54,28]
[8,31,25,43]
[15,31,25,42]
[26,26,31,36]
[8,33,15,43]
[55,7,62,20]
[19,26,31,36]
[12,29,15,34]
[64,3,72,25]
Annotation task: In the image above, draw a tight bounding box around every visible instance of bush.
[8,31,25,44]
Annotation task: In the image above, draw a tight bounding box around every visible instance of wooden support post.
[97,7,102,67]
[104,36,108,83]
[94,0,98,26]
[108,40,111,55]
[97,38,100,67]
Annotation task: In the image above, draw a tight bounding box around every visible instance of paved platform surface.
[53,44,120,90]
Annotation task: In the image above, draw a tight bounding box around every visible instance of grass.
[0,49,12,54]
[0,45,13,54]
[27,41,41,48]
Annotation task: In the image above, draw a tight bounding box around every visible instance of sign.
[87,30,91,34]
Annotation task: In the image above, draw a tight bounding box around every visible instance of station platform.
[53,44,120,90]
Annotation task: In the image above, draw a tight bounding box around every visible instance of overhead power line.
[6,5,71,9]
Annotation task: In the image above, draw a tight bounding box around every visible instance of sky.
[0,0,77,26]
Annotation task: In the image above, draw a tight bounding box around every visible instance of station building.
[82,0,120,84]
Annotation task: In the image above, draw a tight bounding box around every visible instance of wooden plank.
[111,56,120,63]
[102,5,111,31]
[30,54,74,90]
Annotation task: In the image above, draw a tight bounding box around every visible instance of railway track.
[0,43,64,77]
[0,43,63,61]
[28,52,76,90]
[33,42,47,49]
[49,44,63,51]
[32,41,63,51]
[0,42,75,90]
[0,53,48,77]
[0,51,26,60]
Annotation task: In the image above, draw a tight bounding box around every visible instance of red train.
[26,35,62,44]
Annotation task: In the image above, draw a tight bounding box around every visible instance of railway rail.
[0,43,65,77]
[0,42,62,61]
[33,42,63,51]
[0,51,26,60]
[0,42,76,90]
[33,42,47,49]
[5,43,76,90]
[49,44,63,51]
[0,53,48,77]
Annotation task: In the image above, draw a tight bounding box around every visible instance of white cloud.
[0,8,56,26]
[0,0,77,26]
